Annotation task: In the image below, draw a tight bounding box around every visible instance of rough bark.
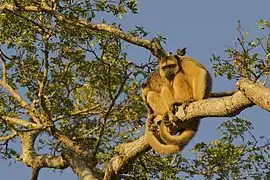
[62,152,100,180]
[237,79,270,112]
[103,90,253,179]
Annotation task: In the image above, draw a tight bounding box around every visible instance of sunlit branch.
[38,38,51,120]
[237,78,270,112]
[0,80,43,123]
[19,131,68,170]
[52,128,91,158]
[104,90,253,179]
[1,116,43,129]
[0,131,17,142]
[52,105,101,122]
[0,54,7,82]
[0,2,166,58]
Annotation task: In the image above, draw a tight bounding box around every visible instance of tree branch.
[0,2,166,58]
[52,105,101,122]
[0,54,7,82]
[31,168,40,180]
[1,116,43,129]
[0,80,44,123]
[237,78,270,112]
[62,151,100,180]
[104,91,253,179]
[19,131,68,170]
[51,129,91,158]
[0,130,17,141]
[104,136,151,180]
[174,91,253,123]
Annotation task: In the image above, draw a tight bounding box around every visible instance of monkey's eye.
[162,64,176,70]
[166,64,176,69]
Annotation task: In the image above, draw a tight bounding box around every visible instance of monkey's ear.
[176,47,186,56]
[174,54,180,60]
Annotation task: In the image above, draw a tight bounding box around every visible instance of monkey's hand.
[169,100,194,114]
[163,111,179,128]
[147,114,162,132]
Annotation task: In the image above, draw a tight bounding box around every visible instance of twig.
[0,131,17,142]
[0,3,166,58]
[0,54,7,82]
[0,80,43,123]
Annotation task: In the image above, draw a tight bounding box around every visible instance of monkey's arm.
[193,69,212,100]
[159,120,200,145]
[181,57,212,100]
[145,116,183,155]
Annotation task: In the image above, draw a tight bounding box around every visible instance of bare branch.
[52,129,91,158]
[0,3,166,58]
[19,131,68,169]
[52,105,101,122]
[31,168,40,180]
[62,152,100,180]
[0,80,44,123]
[237,78,270,112]
[0,54,7,82]
[1,116,43,129]
[104,91,253,178]
[175,91,253,123]
[38,38,51,121]
[104,136,151,180]
[0,131,17,141]
[93,72,132,158]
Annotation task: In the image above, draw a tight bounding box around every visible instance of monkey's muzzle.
[165,72,175,81]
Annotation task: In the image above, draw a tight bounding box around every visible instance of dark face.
[161,64,177,81]
[159,55,180,82]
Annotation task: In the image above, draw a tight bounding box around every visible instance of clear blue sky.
[1,1,270,179]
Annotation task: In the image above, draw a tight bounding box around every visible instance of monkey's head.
[159,55,181,81]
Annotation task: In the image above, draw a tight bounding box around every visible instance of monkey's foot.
[163,112,178,128]
[146,114,160,132]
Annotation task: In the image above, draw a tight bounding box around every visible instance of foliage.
[211,20,270,83]
[0,0,270,179]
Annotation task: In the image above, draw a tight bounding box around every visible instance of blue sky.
[1,1,270,179]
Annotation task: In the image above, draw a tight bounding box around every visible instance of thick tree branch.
[237,78,270,112]
[62,152,100,180]
[174,91,253,123]
[104,136,151,180]
[0,2,166,58]
[19,131,68,170]
[104,91,253,179]
[31,168,40,180]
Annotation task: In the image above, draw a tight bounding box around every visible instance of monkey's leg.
[192,69,211,100]
[147,91,169,116]
[145,116,183,155]
[159,120,200,145]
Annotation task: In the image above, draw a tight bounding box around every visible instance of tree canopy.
[0,1,270,179]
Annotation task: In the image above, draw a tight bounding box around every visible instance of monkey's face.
[159,58,180,81]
